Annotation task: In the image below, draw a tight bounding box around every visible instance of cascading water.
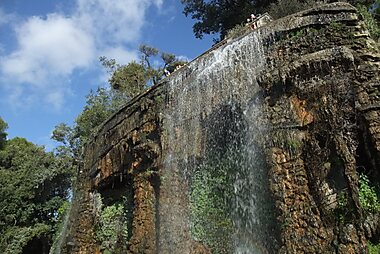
[232,102,279,254]
[162,29,280,253]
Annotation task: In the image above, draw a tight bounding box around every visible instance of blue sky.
[0,0,214,150]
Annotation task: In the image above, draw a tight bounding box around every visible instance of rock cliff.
[59,2,380,253]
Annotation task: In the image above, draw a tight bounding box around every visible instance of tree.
[181,0,380,41]
[0,117,8,149]
[182,0,250,40]
[109,61,149,98]
[0,136,71,254]
[101,44,186,98]
[181,0,275,40]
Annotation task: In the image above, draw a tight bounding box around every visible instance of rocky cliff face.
[59,2,380,253]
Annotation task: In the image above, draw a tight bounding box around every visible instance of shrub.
[357,5,380,40]
[368,240,380,254]
[359,174,380,213]
[94,196,130,254]
[336,192,348,218]
[190,150,239,253]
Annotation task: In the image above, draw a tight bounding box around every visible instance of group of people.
[164,64,185,77]
[246,13,260,30]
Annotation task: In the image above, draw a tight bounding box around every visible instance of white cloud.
[2,14,95,85]
[0,0,163,111]
[75,0,162,43]
[45,89,67,111]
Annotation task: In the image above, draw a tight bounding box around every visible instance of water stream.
[163,29,279,253]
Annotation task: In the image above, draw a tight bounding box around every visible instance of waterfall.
[161,29,279,253]
[232,101,279,254]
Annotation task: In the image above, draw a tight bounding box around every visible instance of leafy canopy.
[0,121,71,253]
[0,117,8,149]
[181,0,380,41]
[101,44,186,96]
[181,0,263,40]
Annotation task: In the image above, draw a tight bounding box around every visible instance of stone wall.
[60,2,380,253]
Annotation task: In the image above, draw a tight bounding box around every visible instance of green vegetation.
[95,195,130,254]
[49,200,71,253]
[101,44,186,96]
[181,0,321,41]
[190,149,240,253]
[368,240,380,254]
[181,0,262,40]
[334,191,350,223]
[358,174,380,213]
[329,21,344,31]
[0,117,7,149]
[1,223,50,254]
[181,0,380,42]
[0,118,71,253]
[1,43,181,252]
[357,4,380,40]
[334,173,380,224]
[289,29,306,40]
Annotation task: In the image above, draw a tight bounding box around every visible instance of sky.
[0,0,214,150]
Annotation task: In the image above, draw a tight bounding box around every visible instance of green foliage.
[161,52,176,65]
[288,28,307,40]
[181,0,270,40]
[75,88,125,142]
[95,195,130,254]
[99,56,118,74]
[1,223,50,254]
[102,44,186,98]
[357,5,380,40]
[0,117,8,149]
[139,44,159,60]
[0,137,71,253]
[180,0,326,41]
[348,0,376,6]
[190,150,240,253]
[358,174,380,213]
[368,240,380,254]
[110,62,149,97]
[181,0,380,41]
[334,191,350,223]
